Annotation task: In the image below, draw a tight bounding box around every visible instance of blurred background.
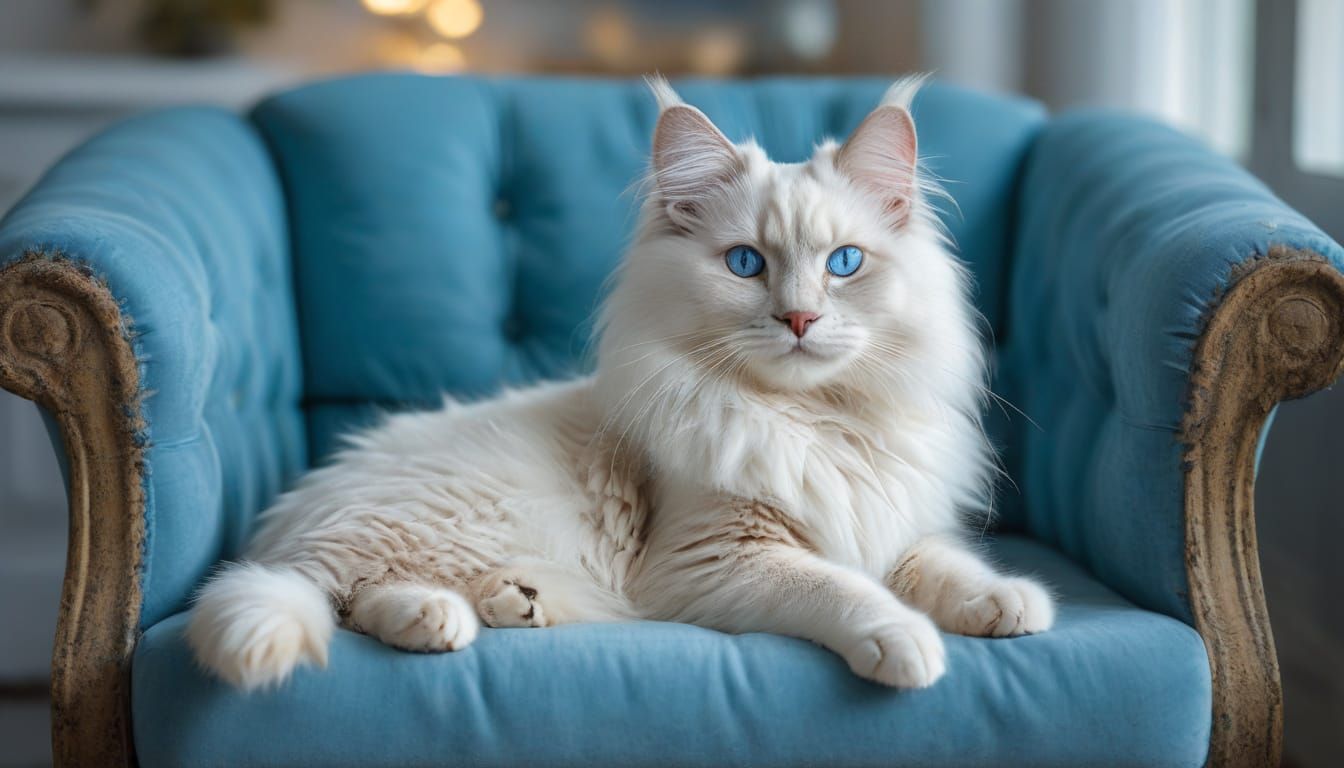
[0,1,1340,766]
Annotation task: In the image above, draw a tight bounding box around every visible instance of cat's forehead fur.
[724,139,860,257]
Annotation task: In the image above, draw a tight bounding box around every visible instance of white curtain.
[920,0,1254,156]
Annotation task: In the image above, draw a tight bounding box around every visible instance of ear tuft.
[880,72,930,111]
[645,74,684,112]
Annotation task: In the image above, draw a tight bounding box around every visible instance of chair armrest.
[1006,111,1344,766]
[0,108,304,767]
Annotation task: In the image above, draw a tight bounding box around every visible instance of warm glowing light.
[584,8,634,66]
[426,0,483,39]
[373,31,422,68]
[416,42,467,73]
[689,29,745,76]
[362,0,428,16]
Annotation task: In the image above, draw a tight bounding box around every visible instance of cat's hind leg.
[471,560,634,628]
[346,580,479,652]
[886,535,1055,637]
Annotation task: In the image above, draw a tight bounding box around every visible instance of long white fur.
[188,75,1053,692]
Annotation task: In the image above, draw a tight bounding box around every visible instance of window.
[1294,0,1344,175]
[1162,0,1256,157]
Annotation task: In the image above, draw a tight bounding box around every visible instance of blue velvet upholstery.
[1002,113,1344,621]
[4,74,1342,767]
[248,75,1043,459]
[132,536,1212,768]
[0,109,306,628]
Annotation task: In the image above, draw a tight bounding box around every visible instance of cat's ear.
[837,94,919,227]
[649,77,738,230]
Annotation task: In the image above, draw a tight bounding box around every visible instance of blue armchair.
[2,75,1340,768]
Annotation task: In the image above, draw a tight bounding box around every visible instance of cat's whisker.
[603,335,744,472]
[866,327,1037,432]
[596,336,737,436]
[606,346,730,475]
[855,337,1016,514]
[605,326,740,357]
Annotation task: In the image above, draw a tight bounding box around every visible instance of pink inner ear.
[652,105,737,211]
[837,106,918,224]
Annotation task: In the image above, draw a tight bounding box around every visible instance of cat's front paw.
[949,577,1055,637]
[476,570,549,628]
[349,584,479,652]
[843,612,946,689]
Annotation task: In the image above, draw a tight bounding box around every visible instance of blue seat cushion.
[131,536,1210,767]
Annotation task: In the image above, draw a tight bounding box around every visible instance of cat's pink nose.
[776,311,821,338]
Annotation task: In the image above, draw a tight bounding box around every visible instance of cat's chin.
[748,345,857,391]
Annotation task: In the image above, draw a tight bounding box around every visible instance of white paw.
[953,577,1055,637]
[843,612,946,689]
[353,585,479,652]
[476,572,548,628]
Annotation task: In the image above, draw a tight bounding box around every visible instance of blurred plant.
[82,0,274,57]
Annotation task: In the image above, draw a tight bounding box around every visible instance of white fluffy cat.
[188,76,1054,693]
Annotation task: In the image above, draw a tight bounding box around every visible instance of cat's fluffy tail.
[186,562,334,691]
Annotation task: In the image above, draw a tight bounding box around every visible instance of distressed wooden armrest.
[1182,247,1344,766]
[0,256,144,767]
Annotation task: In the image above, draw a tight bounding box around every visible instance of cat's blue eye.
[725,245,765,278]
[826,245,863,277]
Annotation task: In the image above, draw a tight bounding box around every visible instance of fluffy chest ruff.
[622,381,966,584]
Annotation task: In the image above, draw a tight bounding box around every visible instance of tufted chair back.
[252,75,1045,465]
[0,76,1045,627]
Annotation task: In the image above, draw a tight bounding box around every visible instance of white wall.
[923,0,1254,156]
